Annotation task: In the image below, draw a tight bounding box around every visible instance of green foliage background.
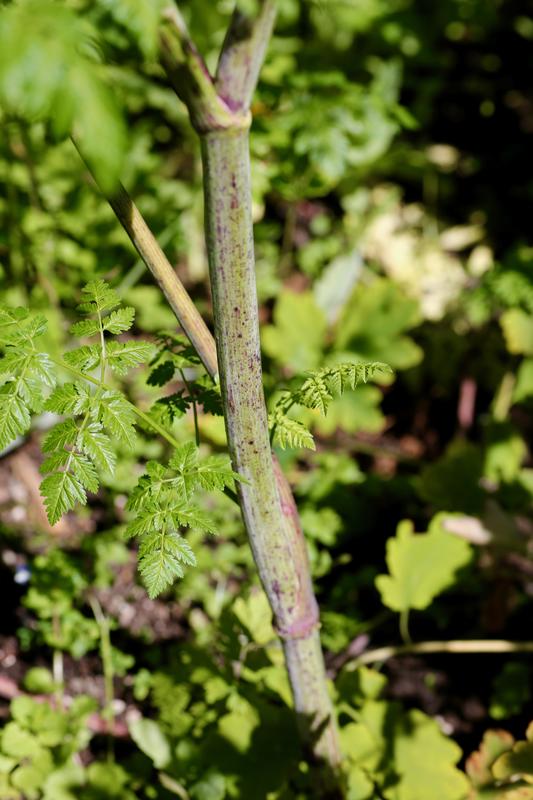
[0,0,532,798]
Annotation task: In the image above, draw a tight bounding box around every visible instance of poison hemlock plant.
[0,280,240,597]
[125,443,241,598]
[270,361,391,449]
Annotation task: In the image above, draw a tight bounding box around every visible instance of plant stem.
[52,610,64,709]
[399,609,411,644]
[89,595,115,759]
[200,123,340,772]
[107,184,219,380]
[179,367,200,446]
[215,0,278,113]
[347,639,533,669]
[160,2,342,779]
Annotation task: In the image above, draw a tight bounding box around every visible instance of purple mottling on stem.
[277,608,319,640]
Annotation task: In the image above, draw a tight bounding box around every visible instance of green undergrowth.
[0,0,532,797]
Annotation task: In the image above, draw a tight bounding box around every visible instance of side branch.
[216,0,278,113]
[347,639,533,669]
[108,184,219,379]
[160,6,248,132]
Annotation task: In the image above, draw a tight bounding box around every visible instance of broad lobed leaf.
[375,518,472,613]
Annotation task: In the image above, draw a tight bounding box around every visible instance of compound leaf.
[40,470,87,525]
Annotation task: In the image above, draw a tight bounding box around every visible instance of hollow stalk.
[199,119,339,769]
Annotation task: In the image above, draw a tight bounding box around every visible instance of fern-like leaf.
[70,452,99,494]
[169,443,241,499]
[103,307,135,334]
[45,383,91,416]
[147,360,176,387]
[270,361,391,450]
[40,470,87,525]
[77,279,120,315]
[0,385,31,450]
[97,390,137,447]
[123,443,241,596]
[79,423,116,474]
[138,532,196,599]
[106,340,154,375]
[64,345,101,373]
[270,413,316,451]
[42,420,79,453]
[0,308,57,449]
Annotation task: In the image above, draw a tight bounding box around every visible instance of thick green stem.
[200,124,340,770]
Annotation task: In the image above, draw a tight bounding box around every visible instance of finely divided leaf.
[299,372,332,414]
[71,306,134,337]
[42,420,78,453]
[79,423,116,473]
[0,307,30,344]
[168,442,198,476]
[45,383,91,416]
[64,345,101,373]
[3,314,48,347]
[169,444,241,498]
[98,390,137,447]
[103,307,135,334]
[106,340,154,375]
[151,392,191,424]
[0,307,57,449]
[195,455,241,492]
[270,361,391,449]
[77,279,120,315]
[147,360,176,387]
[138,532,195,599]
[69,318,101,338]
[40,450,70,474]
[271,414,315,451]
[40,471,87,525]
[70,452,99,494]
[0,384,31,449]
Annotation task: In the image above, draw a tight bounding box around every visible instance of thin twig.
[346,639,533,669]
